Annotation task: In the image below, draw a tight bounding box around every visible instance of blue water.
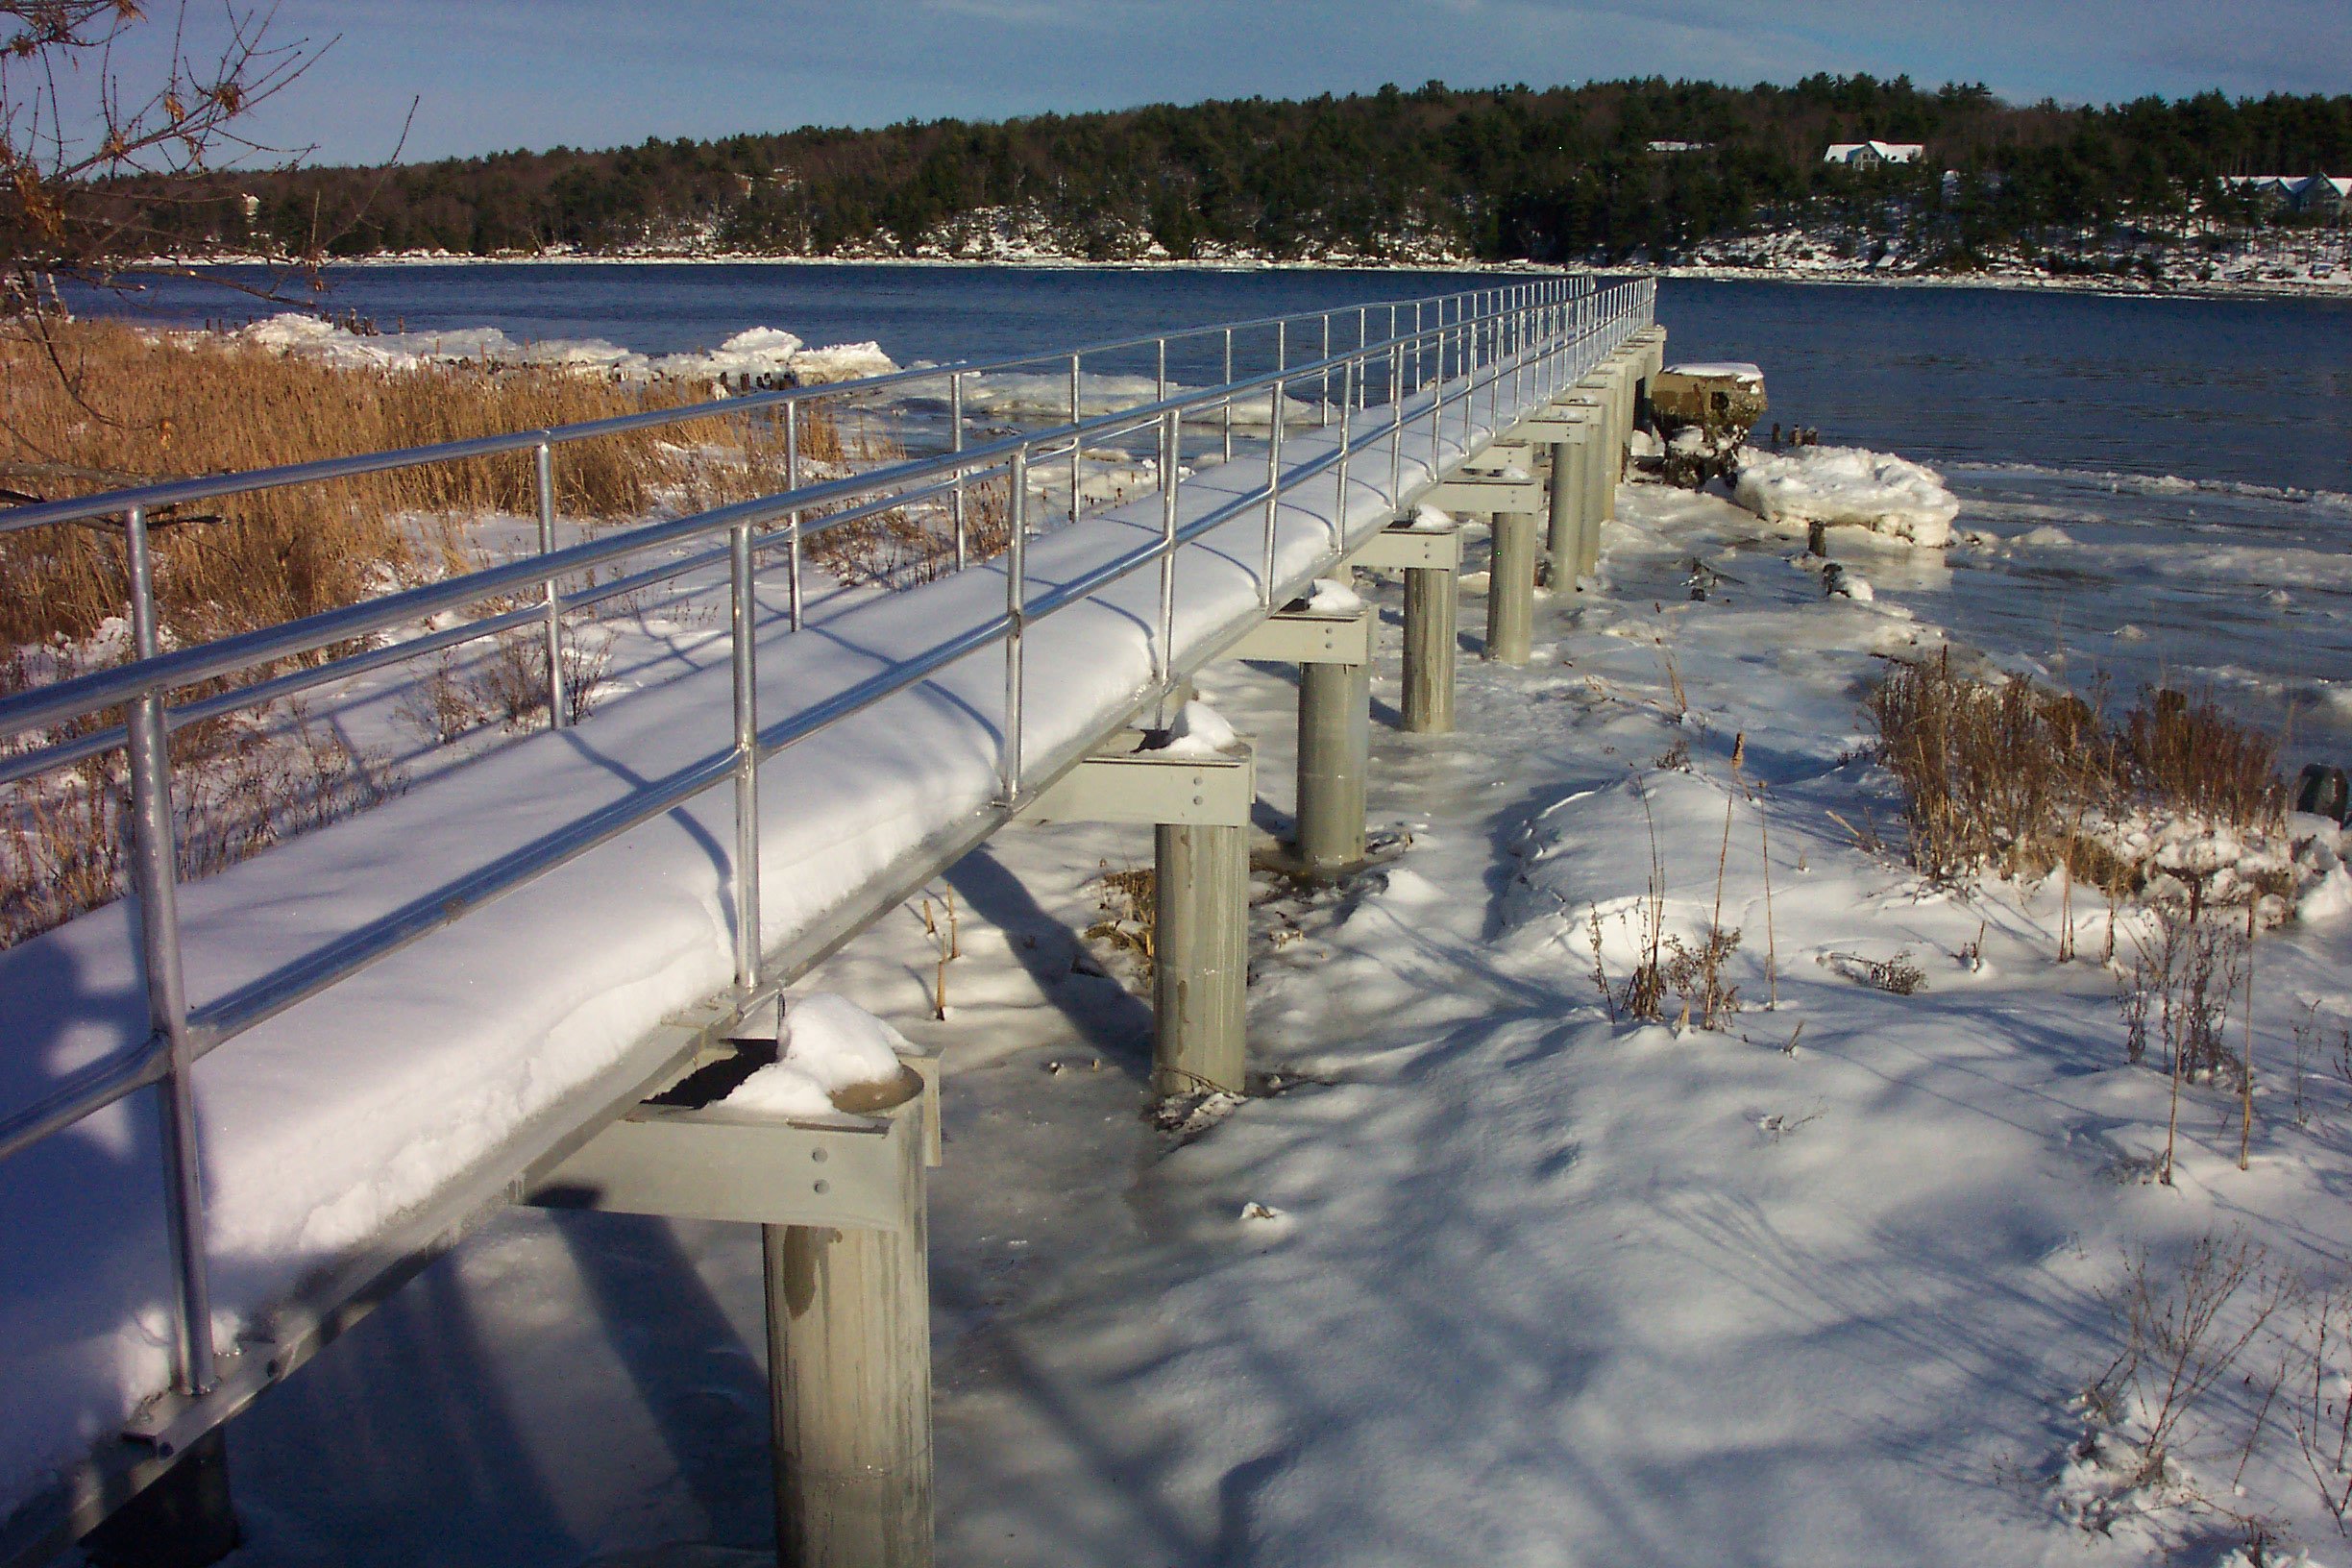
[75,262,2352,748]
[1654,280,2352,496]
[86,263,2352,495]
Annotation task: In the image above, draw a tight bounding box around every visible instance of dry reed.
[0,318,936,952]
[0,317,754,648]
[1869,650,2285,898]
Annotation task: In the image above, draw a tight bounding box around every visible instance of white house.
[1824,140,1924,167]
[2223,175,2349,214]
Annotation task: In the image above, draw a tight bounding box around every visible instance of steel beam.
[1424,475,1542,515]
[1017,743,1254,829]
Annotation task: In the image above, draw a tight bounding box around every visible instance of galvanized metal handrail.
[0,277,1596,538]
[0,274,1654,1418]
[0,285,1589,749]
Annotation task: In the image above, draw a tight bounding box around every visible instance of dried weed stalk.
[1869,650,2284,899]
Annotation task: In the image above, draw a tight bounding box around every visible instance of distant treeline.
[149,76,2352,264]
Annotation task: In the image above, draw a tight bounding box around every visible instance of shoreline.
[155,250,2352,303]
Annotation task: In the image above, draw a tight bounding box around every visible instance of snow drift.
[1733,445,1959,548]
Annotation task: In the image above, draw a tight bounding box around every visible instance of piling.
[765,1078,933,1568]
[1401,566,1458,732]
[1485,510,1537,665]
[1295,657,1370,872]
[1153,822,1250,1095]
[1546,438,1580,570]
[80,1431,237,1568]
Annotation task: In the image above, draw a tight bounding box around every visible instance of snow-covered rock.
[233,312,897,387]
[1733,445,1959,548]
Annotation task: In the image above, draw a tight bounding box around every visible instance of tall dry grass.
[1869,650,2285,895]
[0,317,870,950]
[0,317,779,648]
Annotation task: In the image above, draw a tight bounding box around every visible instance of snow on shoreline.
[225,312,1325,425]
[165,245,2352,299]
[233,313,900,386]
[1732,443,1959,548]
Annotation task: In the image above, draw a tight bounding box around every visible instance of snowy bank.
[234,314,899,386]
[1732,444,1959,548]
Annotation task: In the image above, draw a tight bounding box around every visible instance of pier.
[0,279,1659,1566]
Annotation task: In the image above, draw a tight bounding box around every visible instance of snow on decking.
[0,357,1568,1515]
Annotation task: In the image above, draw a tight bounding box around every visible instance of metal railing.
[0,272,1653,1409]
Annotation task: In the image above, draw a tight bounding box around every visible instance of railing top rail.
[0,275,1603,538]
[0,280,1653,743]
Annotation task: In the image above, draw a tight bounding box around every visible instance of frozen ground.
[166,474,2352,1567]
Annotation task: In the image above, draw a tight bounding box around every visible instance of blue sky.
[96,0,2352,167]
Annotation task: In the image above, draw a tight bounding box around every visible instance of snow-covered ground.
[170,472,2352,1567]
[1635,226,2352,299]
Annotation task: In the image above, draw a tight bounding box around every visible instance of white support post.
[1017,738,1256,1098]
[1485,509,1537,666]
[1346,524,1461,736]
[1154,821,1248,1097]
[522,1049,943,1568]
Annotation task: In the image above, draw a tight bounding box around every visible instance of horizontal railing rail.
[0,277,1598,537]
[0,274,1654,1433]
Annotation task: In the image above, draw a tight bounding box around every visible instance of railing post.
[1331,357,1355,547]
[1388,342,1404,506]
[949,373,967,572]
[1155,408,1180,696]
[1319,314,1332,429]
[1261,379,1285,605]
[786,403,805,632]
[1221,327,1235,464]
[999,450,1028,803]
[534,439,565,728]
[1067,353,1082,527]
[729,520,761,993]
[121,506,217,1404]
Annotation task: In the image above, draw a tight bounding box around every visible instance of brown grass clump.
[1868,650,2284,895]
[0,317,762,648]
[1085,862,1158,981]
[809,471,1015,590]
[0,320,992,952]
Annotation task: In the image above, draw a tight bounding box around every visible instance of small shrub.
[1830,948,1925,994]
[1869,651,2284,898]
[1084,862,1157,982]
[1664,923,1742,1028]
[2079,1234,2288,1504]
[2289,1282,2352,1534]
[2120,905,2245,1084]
[1,708,402,948]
